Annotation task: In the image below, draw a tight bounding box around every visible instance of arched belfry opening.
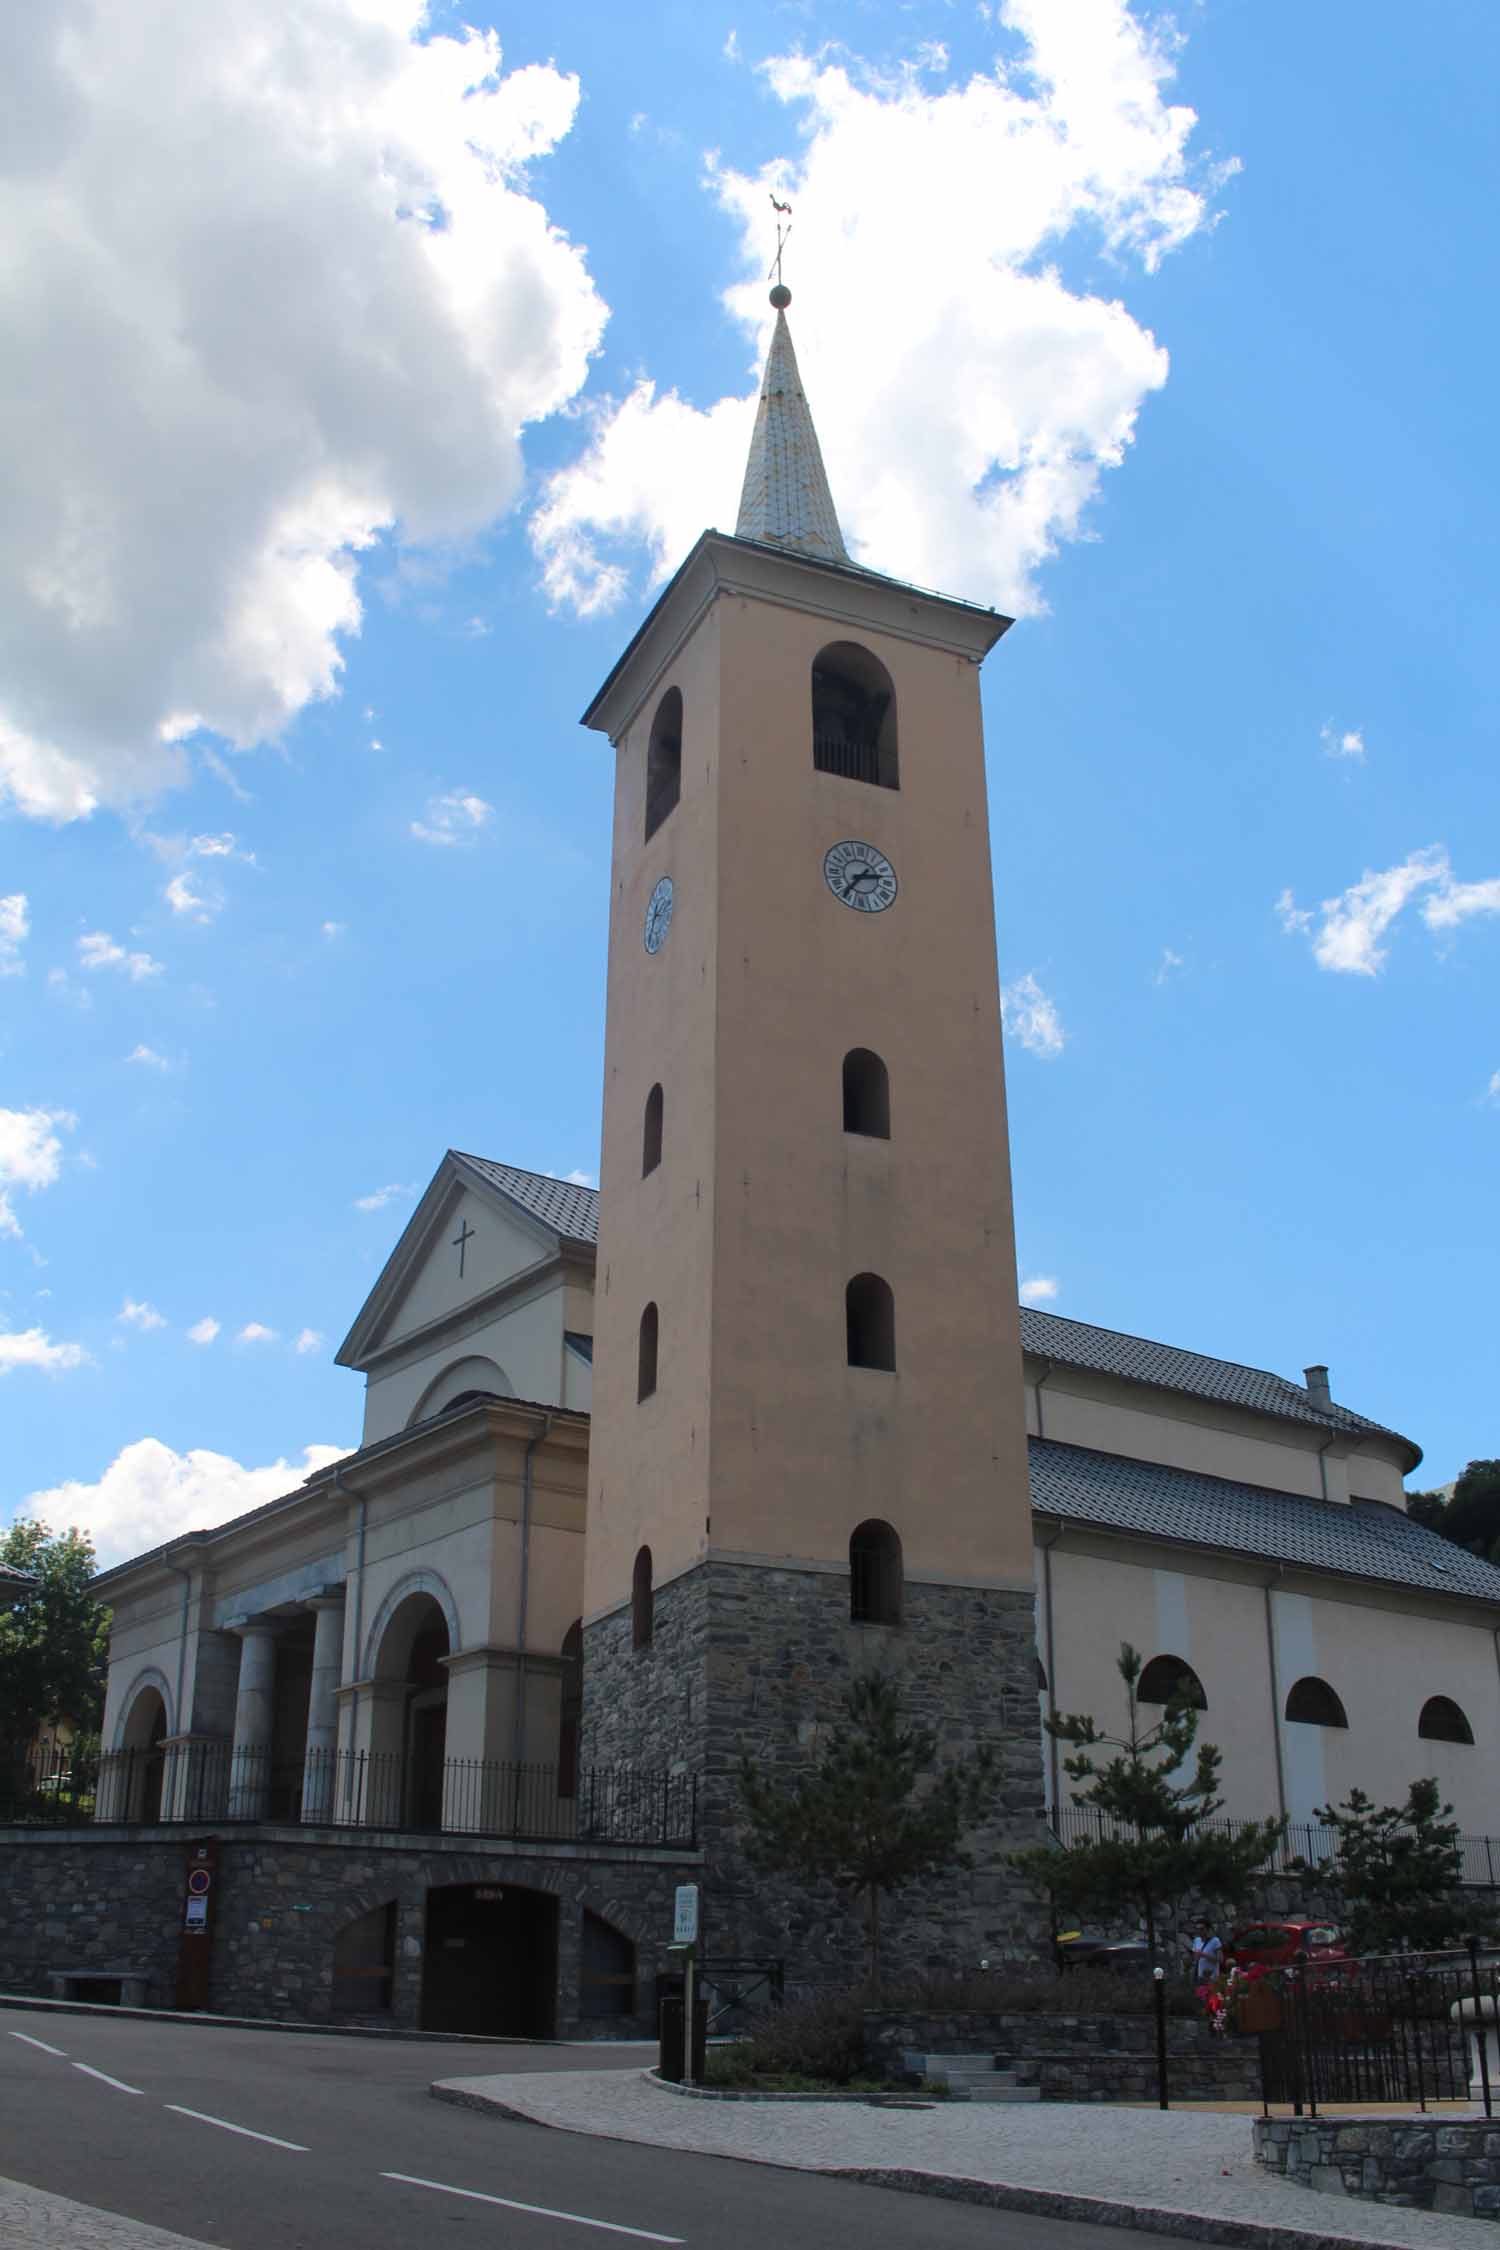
[842,1048,890,1137]
[812,642,898,789]
[645,687,682,842]
[637,1303,658,1401]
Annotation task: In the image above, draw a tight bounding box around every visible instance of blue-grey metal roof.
[1029,1436,1500,1605]
[455,1154,600,1245]
[1020,1306,1415,1461]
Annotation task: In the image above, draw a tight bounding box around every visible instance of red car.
[1227,1919,1347,1973]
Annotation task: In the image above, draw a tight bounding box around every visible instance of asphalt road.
[0,2005,1184,2250]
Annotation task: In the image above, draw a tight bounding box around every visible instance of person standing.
[1191,1919,1223,1981]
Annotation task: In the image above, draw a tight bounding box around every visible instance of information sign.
[673,1884,700,1945]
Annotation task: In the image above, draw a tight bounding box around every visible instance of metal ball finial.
[769,282,791,310]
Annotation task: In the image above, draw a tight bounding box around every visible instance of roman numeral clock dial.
[823,839,897,913]
[643,875,674,954]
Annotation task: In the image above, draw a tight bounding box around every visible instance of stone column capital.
[303,1587,346,1614]
[223,1614,283,1641]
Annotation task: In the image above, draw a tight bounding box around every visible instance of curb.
[431,2078,1430,2250]
[0,1992,533,2046]
[647,2070,936,2107]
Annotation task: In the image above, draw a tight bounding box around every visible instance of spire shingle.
[734,302,848,563]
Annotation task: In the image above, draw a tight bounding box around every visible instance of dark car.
[1228,1919,1346,1973]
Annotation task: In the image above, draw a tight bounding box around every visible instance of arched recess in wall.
[114,1666,175,1750]
[642,1083,663,1176]
[842,1049,890,1138]
[849,1519,902,1625]
[1285,1676,1348,1728]
[361,1569,462,1681]
[558,1621,582,1798]
[581,1909,637,2019]
[332,1900,397,2014]
[408,1355,515,1427]
[846,1273,896,1371]
[811,642,898,789]
[637,1304,659,1401]
[632,1546,653,1651]
[1419,1695,1475,1745]
[1137,1653,1207,1711]
[644,687,683,842]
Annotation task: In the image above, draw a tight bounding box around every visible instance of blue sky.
[3,0,1496,1564]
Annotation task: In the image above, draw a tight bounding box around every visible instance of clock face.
[823,839,897,914]
[643,875,675,954]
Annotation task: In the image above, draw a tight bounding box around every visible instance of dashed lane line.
[7,2031,67,2057]
[72,2061,145,2094]
[381,2173,685,2243]
[165,2106,309,2152]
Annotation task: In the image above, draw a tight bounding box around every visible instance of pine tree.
[1305,1778,1493,1954]
[1013,1643,1283,1954]
[737,1672,1000,1986]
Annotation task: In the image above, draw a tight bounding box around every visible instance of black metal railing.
[0,1740,697,1848]
[1257,1945,1497,2114]
[1048,1804,1500,1889]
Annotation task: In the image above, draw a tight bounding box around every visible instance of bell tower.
[580,287,1043,1965]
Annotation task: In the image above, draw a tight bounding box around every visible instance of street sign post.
[673,1885,700,1945]
[671,1886,702,2085]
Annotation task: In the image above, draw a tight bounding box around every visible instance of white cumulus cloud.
[0,1105,75,1239]
[17,1437,350,1569]
[1002,972,1066,1059]
[1020,1275,1059,1304]
[0,1325,89,1377]
[295,1328,324,1356]
[0,893,29,976]
[187,1316,221,1346]
[355,1182,417,1213]
[1321,723,1366,760]
[1,0,605,823]
[410,791,493,847]
[532,0,1229,616]
[1153,947,1185,986]
[78,931,163,981]
[126,1044,171,1071]
[236,1322,277,1345]
[1486,1072,1500,1108]
[117,1299,166,1332]
[1278,846,1500,976]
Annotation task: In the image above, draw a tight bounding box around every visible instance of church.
[87,292,1500,2036]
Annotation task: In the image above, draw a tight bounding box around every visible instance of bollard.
[1153,1966,1169,2111]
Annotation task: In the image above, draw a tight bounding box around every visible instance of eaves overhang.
[581,529,1010,747]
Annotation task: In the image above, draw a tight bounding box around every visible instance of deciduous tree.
[0,1520,109,1751]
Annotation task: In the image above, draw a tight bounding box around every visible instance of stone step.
[959,2082,1042,2103]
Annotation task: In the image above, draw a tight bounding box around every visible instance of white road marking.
[166,2104,308,2151]
[71,2061,145,2094]
[7,2031,67,2057]
[381,2172,685,2243]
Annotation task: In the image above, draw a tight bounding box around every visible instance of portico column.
[226,1621,280,1819]
[300,1592,346,1824]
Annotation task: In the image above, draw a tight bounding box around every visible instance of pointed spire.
[735,287,849,564]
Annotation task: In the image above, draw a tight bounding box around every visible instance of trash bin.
[658,1994,708,2083]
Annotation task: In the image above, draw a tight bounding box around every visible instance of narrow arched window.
[1419,1694,1474,1745]
[846,1273,895,1371]
[632,1546,653,1651]
[637,1303,658,1401]
[811,643,898,789]
[642,1083,663,1176]
[1138,1653,1207,1711]
[1285,1676,1348,1728]
[842,1049,890,1138]
[850,1519,902,1625]
[645,687,682,842]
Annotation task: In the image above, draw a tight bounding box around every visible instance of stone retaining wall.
[1253,2114,1500,2220]
[865,2009,1261,2103]
[0,1824,698,2036]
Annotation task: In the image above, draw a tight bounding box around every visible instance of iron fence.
[1048,1804,1500,1889]
[0,1740,697,1848]
[1257,1945,1497,2115]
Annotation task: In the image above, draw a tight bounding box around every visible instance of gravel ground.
[0,2175,216,2250]
[434,2068,1500,2250]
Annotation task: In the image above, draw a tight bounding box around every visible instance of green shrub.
[872,1967,1202,2018]
[737,1989,868,2085]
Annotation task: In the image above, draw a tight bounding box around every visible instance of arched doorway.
[420,1883,559,2036]
[120,1686,168,1822]
[368,1591,450,1829]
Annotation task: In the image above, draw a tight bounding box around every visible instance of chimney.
[1304,1364,1331,1407]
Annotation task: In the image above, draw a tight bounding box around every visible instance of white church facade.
[76,289,1500,2030]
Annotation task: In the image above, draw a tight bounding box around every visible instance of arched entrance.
[420,1883,559,2036]
[120,1686,168,1822]
[368,1591,450,1829]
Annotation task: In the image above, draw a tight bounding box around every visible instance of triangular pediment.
[336,1153,570,1371]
